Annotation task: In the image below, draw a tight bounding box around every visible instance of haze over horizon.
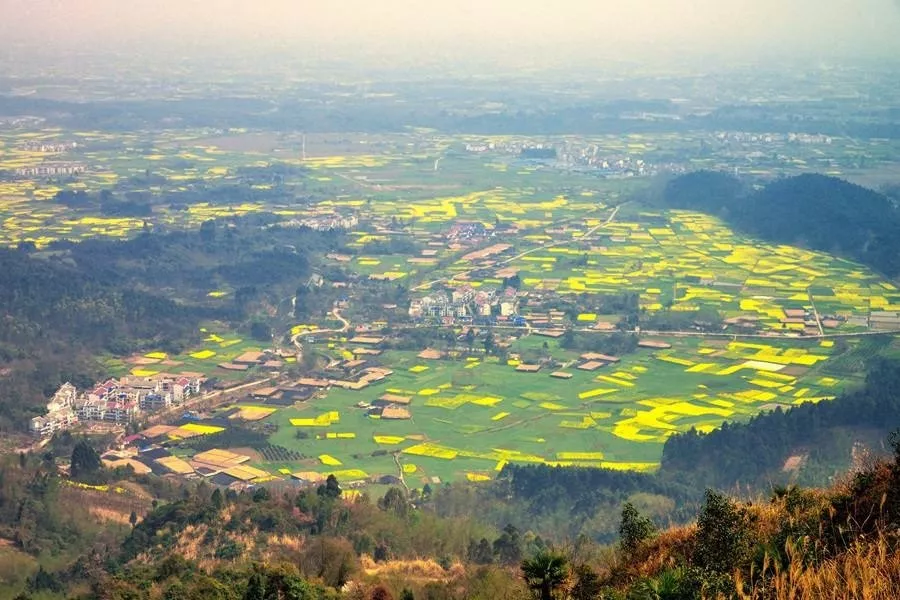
[3,0,900,72]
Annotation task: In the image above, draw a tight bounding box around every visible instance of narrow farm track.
[807,289,826,336]
[393,452,411,494]
[291,307,351,354]
[479,411,553,436]
[352,319,900,341]
[496,204,623,265]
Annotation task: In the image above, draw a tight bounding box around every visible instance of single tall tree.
[70,440,102,478]
[317,474,342,499]
[494,524,523,564]
[243,572,266,600]
[619,502,657,554]
[695,489,751,574]
[378,487,409,518]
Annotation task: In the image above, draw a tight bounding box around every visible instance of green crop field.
[104,331,275,383]
[244,333,857,486]
[5,124,900,487]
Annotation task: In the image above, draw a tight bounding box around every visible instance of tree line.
[660,357,900,489]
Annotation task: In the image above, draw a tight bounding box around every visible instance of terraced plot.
[6,125,899,488]
[501,211,897,333]
[259,335,859,485]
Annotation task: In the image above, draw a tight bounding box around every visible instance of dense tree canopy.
[661,357,900,489]
[660,171,900,276]
[0,219,343,432]
[69,441,101,479]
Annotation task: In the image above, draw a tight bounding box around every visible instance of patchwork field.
[491,211,894,334]
[0,127,637,250]
[215,333,874,486]
[7,125,900,487]
[104,329,283,383]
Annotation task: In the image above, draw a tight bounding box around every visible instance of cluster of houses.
[357,392,412,420]
[462,132,836,179]
[14,162,86,177]
[559,152,649,177]
[464,142,497,153]
[21,141,78,153]
[265,336,397,394]
[497,350,624,378]
[29,383,80,439]
[30,374,204,437]
[446,221,491,242]
[463,139,554,156]
[713,132,833,145]
[217,350,285,373]
[462,137,658,176]
[282,212,359,232]
[721,308,850,335]
[409,285,520,324]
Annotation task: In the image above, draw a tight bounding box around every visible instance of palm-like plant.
[628,568,690,600]
[521,550,570,600]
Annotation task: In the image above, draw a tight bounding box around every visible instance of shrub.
[620,502,657,555]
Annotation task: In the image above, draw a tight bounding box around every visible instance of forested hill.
[0,221,342,434]
[660,171,900,277]
[0,246,209,434]
[659,356,900,489]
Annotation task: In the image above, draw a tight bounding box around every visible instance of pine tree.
[243,572,266,600]
[695,489,750,573]
[619,502,657,554]
[70,441,101,478]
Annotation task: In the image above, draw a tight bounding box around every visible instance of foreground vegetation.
[7,426,900,599]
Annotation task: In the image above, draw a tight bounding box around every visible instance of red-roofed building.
[104,400,138,423]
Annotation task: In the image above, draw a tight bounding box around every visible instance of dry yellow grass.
[631,524,698,580]
[615,462,900,600]
[359,555,464,582]
[88,506,133,525]
[737,536,900,600]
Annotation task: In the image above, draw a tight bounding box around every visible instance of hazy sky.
[3,0,900,66]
